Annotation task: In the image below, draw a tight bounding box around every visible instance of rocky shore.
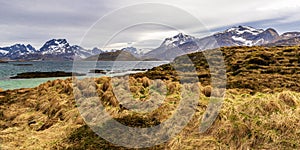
[0,60,8,63]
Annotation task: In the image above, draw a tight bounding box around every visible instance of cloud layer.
[0,0,300,49]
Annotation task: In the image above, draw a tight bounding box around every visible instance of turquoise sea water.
[0,61,168,90]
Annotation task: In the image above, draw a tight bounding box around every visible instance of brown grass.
[278,91,297,107]
[134,46,300,94]
[1,77,300,149]
[1,46,300,149]
[142,77,151,88]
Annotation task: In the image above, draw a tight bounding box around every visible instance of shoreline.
[0,61,169,90]
[0,70,147,91]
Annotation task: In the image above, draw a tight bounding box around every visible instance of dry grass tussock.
[0,76,299,149]
[0,78,82,149]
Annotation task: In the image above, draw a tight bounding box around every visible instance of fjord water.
[0,61,168,90]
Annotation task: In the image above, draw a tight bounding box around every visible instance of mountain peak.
[225,25,264,35]
[266,28,277,32]
[0,43,37,58]
[39,39,70,53]
[0,43,36,52]
[161,33,196,48]
[281,32,300,38]
[173,33,186,38]
[44,39,68,45]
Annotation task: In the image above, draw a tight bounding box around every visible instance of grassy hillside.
[0,46,300,149]
[134,46,300,94]
[84,50,140,61]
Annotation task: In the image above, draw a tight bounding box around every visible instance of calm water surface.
[0,61,168,90]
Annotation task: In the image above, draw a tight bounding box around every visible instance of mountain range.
[144,26,299,60]
[0,39,103,61]
[1,25,300,61]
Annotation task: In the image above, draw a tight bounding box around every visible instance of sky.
[1,0,300,50]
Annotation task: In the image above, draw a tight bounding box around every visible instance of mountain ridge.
[0,39,103,61]
[1,25,300,61]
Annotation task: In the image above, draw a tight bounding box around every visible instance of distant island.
[10,71,86,79]
[84,50,140,61]
[84,50,161,61]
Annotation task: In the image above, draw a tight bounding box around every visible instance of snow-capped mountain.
[144,26,282,60]
[212,26,279,46]
[40,39,72,54]
[263,31,300,46]
[121,47,152,57]
[160,33,196,48]
[1,25,300,61]
[0,44,37,59]
[144,33,199,60]
[0,39,103,60]
[225,26,264,36]
[279,32,300,40]
[38,39,102,60]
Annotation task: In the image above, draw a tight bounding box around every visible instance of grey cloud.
[0,0,300,49]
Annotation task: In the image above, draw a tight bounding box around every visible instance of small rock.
[132,68,148,71]
[89,69,106,74]
[75,117,85,125]
[17,89,27,94]
[28,120,37,126]
[202,86,212,97]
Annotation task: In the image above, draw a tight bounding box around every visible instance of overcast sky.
[1,0,300,49]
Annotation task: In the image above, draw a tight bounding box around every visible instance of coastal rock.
[84,50,140,61]
[89,69,106,74]
[131,68,148,71]
[0,60,8,63]
[10,71,86,79]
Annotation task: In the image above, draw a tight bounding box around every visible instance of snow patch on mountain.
[226,26,264,35]
[161,33,196,48]
[232,36,253,46]
[0,50,9,55]
[281,32,300,39]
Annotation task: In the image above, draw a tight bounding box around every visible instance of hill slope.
[84,50,140,61]
[135,46,300,94]
[0,46,300,149]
